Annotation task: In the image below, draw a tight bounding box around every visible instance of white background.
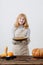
[0,0,43,55]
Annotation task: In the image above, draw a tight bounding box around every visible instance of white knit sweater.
[13,26,30,38]
[12,25,30,55]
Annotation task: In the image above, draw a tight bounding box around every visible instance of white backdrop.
[0,0,43,55]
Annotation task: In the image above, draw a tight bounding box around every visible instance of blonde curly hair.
[14,13,29,29]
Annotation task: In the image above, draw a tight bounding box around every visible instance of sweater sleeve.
[27,28,30,38]
[13,26,17,38]
[26,28,30,42]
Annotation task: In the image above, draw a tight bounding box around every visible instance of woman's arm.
[13,26,17,38]
[26,28,30,42]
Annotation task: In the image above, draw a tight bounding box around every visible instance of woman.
[12,13,30,55]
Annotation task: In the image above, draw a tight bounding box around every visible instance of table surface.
[0,56,43,65]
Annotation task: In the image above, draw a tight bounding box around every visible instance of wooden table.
[0,56,43,65]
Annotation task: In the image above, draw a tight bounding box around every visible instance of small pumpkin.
[32,48,43,57]
[7,52,14,56]
[1,53,7,57]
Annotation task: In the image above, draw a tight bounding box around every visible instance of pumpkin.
[32,48,43,57]
[1,53,7,57]
[7,52,14,56]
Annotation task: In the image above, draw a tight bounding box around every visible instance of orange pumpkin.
[1,53,7,57]
[7,52,14,56]
[32,48,43,57]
